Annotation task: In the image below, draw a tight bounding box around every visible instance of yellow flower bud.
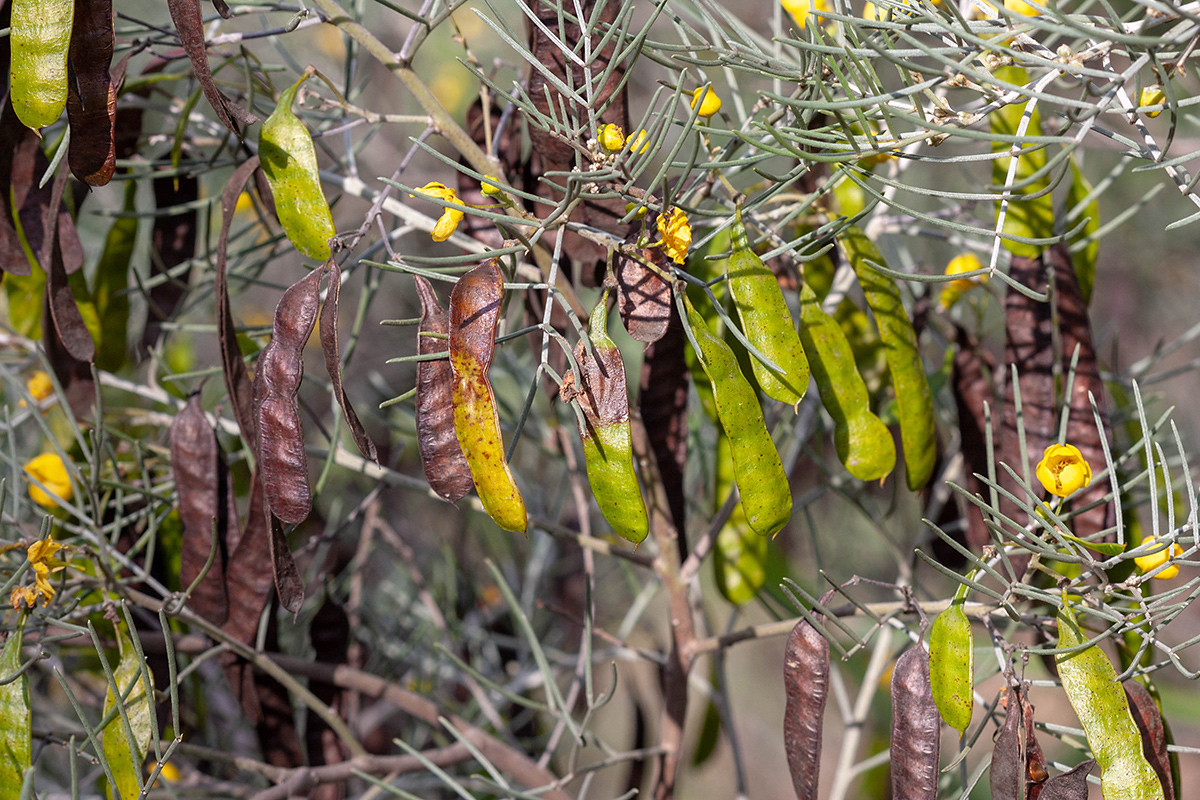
[939,252,985,308]
[657,208,692,265]
[690,87,722,119]
[26,371,53,402]
[480,176,504,198]
[1134,536,1183,580]
[598,123,626,152]
[1034,444,1091,498]
[24,453,73,508]
[1140,86,1166,118]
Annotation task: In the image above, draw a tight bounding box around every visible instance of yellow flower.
[414,182,464,243]
[10,535,67,608]
[19,371,53,408]
[149,760,182,785]
[24,453,73,508]
[626,129,651,154]
[1004,0,1040,15]
[599,123,626,152]
[863,1,887,20]
[1140,86,1166,118]
[782,0,830,29]
[1035,444,1091,497]
[1134,537,1183,580]
[690,87,722,119]
[657,208,692,265]
[939,253,986,308]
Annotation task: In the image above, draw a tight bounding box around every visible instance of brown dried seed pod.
[414,276,473,503]
[1037,760,1094,800]
[166,0,257,134]
[890,646,941,800]
[216,158,261,446]
[783,590,835,800]
[169,394,229,625]
[1124,682,1174,800]
[66,0,116,186]
[991,685,1047,800]
[256,266,325,525]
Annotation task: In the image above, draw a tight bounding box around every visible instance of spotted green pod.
[570,295,648,545]
[0,620,31,795]
[928,581,973,734]
[726,207,809,407]
[713,430,767,603]
[10,0,74,130]
[1056,598,1163,800]
[259,70,336,260]
[797,283,895,481]
[683,294,791,537]
[839,228,934,489]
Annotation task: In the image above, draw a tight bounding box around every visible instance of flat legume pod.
[570,295,648,545]
[797,283,895,481]
[891,646,940,800]
[713,431,767,604]
[782,590,834,800]
[1123,682,1173,800]
[682,293,791,537]
[726,207,808,407]
[450,259,527,533]
[66,0,116,185]
[10,0,73,130]
[928,584,973,734]
[0,622,31,795]
[1055,600,1163,800]
[1039,760,1096,800]
[839,227,935,489]
[259,71,336,260]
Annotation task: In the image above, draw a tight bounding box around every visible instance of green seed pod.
[713,431,767,603]
[726,207,809,407]
[0,620,31,794]
[682,294,791,537]
[10,0,73,131]
[1055,598,1163,800]
[259,71,336,260]
[797,283,896,482]
[569,294,648,545]
[928,582,973,734]
[839,228,935,490]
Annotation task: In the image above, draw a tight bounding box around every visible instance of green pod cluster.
[572,296,648,545]
[713,431,767,604]
[1056,599,1163,800]
[259,71,336,260]
[839,228,935,490]
[683,294,791,537]
[10,0,73,130]
[797,283,895,481]
[726,207,809,407]
[928,581,973,734]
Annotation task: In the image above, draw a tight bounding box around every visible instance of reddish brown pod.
[890,646,941,800]
[66,0,116,185]
[256,266,325,525]
[1038,760,1094,800]
[782,590,835,800]
[616,237,672,343]
[414,276,473,503]
[1124,681,1174,800]
[169,394,229,625]
[990,684,1048,800]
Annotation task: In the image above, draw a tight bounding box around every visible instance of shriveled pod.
[10,0,73,130]
[449,258,527,533]
[257,265,326,525]
[990,684,1048,800]
[782,589,835,800]
[259,69,336,260]
[890,646,941,800]
[567,293,648,545]
[1123,681,1174,800]
[1038,760,1096,800]
[414,276,473,503]
[726,207,809,407]
[615,235,672,343]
